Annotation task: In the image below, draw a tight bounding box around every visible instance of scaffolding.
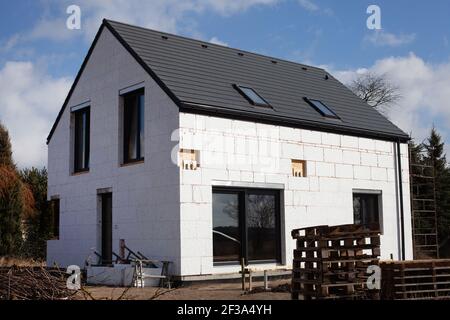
[409,146,439,259]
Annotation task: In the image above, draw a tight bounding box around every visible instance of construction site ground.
[77,279,291,300]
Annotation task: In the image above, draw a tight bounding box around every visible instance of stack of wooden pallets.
[381,260,450,300]
[291,224,381,300]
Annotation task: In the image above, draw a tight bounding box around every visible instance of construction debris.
[0,266,76,300]
[381,259,450,300]
[291,224,381,300]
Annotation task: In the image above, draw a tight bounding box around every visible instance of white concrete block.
[336,164,353,179]
[253,172,265,183]
[343,150,360,165]
[321,133,341,146]
[280,126,300,142]
[179,113,196,129]
[354,166,371,180]
[192,185,211,203]
[316,162,335,177]
[375,140,393,153]
[180,185,192,203]
[264,174,287,184]
[378,154,394,168]
[282,143,303,159]
[241,171,254,182]
[387,168,396,182]
[232,120,257,137]
[287,176,309,191]
[361,152,378,167]
[324,148,343,163]
[228,170,241,181]
[205,116,232,132]
[257,123,279,140]
[341,135,359,149]
[358,138,375,151]
[284,190,294,206]
[202,168,228,184]
[306,161,316,176]
[371,167,388,181]
[182,169,202,185]
[309,177,319,191]
[301,130,322,144]
[304,146,323,161]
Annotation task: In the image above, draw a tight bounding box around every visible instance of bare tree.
[349,72,401,115]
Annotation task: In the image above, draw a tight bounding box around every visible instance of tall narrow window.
[353,193,381,230]
[50,198,60,240]
[73,107,90,172]
[123,89,145,163]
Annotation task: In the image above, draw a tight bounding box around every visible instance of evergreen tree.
[0,122,31,256]
[0,122,14,168]
[409,140,424,166]
[0,166,24,255]
[20,167,51,258]
[423,128,450,254]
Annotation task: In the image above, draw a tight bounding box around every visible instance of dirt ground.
[77,279,292,300]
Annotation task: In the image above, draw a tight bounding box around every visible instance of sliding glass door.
[212,191,241,263]
[212,188,281,265]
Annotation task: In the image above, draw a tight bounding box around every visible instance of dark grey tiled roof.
[47,20,409,143]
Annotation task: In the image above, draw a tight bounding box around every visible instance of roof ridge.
[103,19,326,72]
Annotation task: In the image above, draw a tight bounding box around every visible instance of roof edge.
[180,102,411,143]
[46,22,106,144]
[104,19,325,73]
[46,19,183,145]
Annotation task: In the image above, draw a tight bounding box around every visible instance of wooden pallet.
[381,260,450,300]
[291,224,381,300]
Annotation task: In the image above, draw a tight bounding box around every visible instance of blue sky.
[1,0,450,167]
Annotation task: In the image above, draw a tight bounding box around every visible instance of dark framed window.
[304,98,340,119]
[123,89,145,163]
[50,198,60,240]
[233,84,271,107]
[353,193,381,230]
[212,187,281,265]
[73,107,90,173]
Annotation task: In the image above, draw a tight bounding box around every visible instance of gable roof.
[47,19,409,144]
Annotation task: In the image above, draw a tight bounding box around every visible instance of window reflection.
[247,194,277,261]
[213,193,240,263]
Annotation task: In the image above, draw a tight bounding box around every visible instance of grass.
[0,256,44,267]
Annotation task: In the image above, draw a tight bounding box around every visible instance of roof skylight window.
[234,85,270,107]
[304,98,339,119]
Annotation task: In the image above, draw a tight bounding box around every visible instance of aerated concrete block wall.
[178,112,412,276]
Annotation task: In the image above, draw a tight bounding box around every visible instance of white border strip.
[70,101,90,112]
[211,180,285,190]
[119,82,145,96]
[352,189,382,195]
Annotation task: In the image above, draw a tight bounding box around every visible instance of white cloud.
[29,18,80,41]
[298,0,319,11]
[0,0,281,168]
[365,30,416,47]
[209,37,228,46]
[0,34,21,53]
[0,61,71,168]
[297,0,333,15]
[19,0,280,43]
[332,53,450,155]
